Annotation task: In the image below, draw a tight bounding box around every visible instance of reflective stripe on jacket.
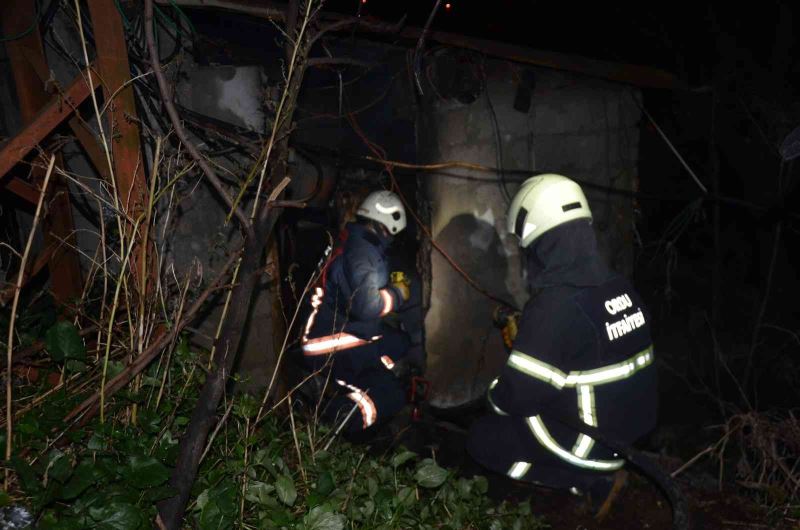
[489,275,658,471]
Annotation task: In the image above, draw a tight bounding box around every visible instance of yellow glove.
[390,271,411,302]
[501,316,518,349]
[493,306,520,350]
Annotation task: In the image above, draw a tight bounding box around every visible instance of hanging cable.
[482,61,511,204]
[412,0,443,95]
[0,0,40,42]
[631,93,708,195]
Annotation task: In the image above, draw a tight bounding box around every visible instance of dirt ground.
[368,410,787,530]
[524,474,778,530]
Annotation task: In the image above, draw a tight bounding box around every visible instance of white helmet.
[506,174,592,248]
[357,190,407,235]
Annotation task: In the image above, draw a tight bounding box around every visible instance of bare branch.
[306,57,374,68]
[64,246,244,423]
[144,0,251,229]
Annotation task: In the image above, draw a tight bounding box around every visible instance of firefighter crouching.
[467,174,658,505]
[300,190,414,432]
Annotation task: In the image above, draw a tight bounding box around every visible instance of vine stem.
[5,155,56,488]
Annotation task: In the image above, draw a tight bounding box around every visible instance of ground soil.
[525,474,778,530]
[368,409,787,530]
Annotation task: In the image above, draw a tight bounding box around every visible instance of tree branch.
[306,57,373,68]
[64,246,244,423]
[144,0,251,229]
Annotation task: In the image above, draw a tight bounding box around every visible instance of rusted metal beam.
[0,244,57,306]
[86,0,146,217]
[2,0,85,303]
[3,178,39,204]
[0,69,93,184]
[21,47,111,181]
[160,0,686,90]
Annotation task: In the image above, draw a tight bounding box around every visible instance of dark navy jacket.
[305,222,404,342]
[490,220,658,460]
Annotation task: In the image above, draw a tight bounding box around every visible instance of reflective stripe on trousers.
[337,379,377,429]
[492,346,653,471]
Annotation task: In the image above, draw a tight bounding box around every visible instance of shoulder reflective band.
[378,288,394,316]
[507,346,654,388]
[487,378,509,416]
[526,416,624,471]
[302,287,325,342]
[508,461,532,479]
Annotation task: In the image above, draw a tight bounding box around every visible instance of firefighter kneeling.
[467,174,658,509]
[300,190,416,433]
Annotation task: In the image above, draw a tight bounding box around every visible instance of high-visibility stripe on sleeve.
[380,355,395,369]
[302,333,370,355]
[508,461,531,479]
[507,351,568,388]
[526,416,624,471]
[378,288,394,316]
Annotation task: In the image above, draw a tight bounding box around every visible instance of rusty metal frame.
[2,0,85,303]
[0,68,94,179]
[86,0,147,218]
[2,0,150,302]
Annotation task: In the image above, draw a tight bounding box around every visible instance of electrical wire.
[292,142,796,219]
[631,93,708,195]
[412,0,443,96]
[0,0,40,42]
[482,61,510,203]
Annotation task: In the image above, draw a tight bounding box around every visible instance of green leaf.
[304,506,345,530]
[141,484,177,503]
[197,483,236,530]
[0,491,10,507]
[315,471,335,497]
[233,393,258,419]
[47,449,73,483]
[473,475,489,494]
[60,459,98,500]
[391,450,417,468]
[245,480,275,506]
[65,359,88,373]
[89,502,145,530]
[275,475,297,506]
[45,321,85,362]
[127,455,169,488]
[87,432,106,451]
[11,455,41,493]
[415,462,448,489]
[395,486,415,506]
[107,360,125,379]
[136,409,161,434]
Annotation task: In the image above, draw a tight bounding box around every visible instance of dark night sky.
[323,0,798,87]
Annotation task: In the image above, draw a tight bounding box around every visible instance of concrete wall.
[420,57,641,407]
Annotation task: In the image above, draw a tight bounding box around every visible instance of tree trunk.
[157,216,276,528]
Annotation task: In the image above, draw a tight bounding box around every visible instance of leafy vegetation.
[2,316,546,529]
